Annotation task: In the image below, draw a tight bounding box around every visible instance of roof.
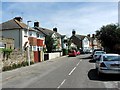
[61,35,67,39]
[73,34,93,41]
[0,19,34,31]
[34,27,61,38]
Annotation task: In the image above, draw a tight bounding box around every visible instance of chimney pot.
[87,34,90,37]
[92,34,95,38]
[34,22,39,27]
[53,27,57,32]
[14,17,22,22]
[72,30,76,36]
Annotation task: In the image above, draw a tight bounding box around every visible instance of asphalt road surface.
[2,54,120,89]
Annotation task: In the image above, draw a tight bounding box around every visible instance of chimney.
[92,34,95,38]
[72,30,76,36]
[53,27,57,32]
[14,17,23,22]
[34,22,39,27]
[87,34,90,37]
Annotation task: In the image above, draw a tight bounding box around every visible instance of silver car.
[96,54,120,76]
[93,51,106,61]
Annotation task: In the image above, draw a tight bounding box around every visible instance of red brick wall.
[37,39,43,46]
[29,37,37,46]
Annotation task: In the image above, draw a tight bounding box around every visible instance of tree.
[95,23,120,53]
[45,35,54,53]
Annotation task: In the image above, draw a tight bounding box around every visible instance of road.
[2,54,120,89]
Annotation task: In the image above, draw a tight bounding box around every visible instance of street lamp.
[27,20,32,66]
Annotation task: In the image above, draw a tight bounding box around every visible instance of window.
[24,30,28,36]
[37,34,39,38]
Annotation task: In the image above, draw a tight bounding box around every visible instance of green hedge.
[2,61,34,71]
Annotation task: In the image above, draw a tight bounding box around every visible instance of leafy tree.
[45,35,54,53]
[95,23,120,53]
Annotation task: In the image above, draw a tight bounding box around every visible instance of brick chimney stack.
[14,17,23,22]
[34,22,39,27]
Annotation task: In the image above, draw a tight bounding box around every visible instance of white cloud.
[40,3,118,36]
[2,2,118,37]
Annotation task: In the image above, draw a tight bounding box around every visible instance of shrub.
[2,66,12,71]
[2,61,35,71]
[30,61,34,65]
[12,63,17,69]
[2,48,13,60]
[21,61,28,66]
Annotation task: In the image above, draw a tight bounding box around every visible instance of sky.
[1,1,119,37]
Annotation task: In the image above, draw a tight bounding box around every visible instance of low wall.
[44,52,62,61]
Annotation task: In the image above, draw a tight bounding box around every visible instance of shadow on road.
[79,55,92,60]
[89,59,96,63]
[88,69,120,81]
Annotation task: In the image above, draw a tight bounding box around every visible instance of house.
[61,35,68,49]
[34,22,62,52]
[70,30,102,53]
[0,17,45,62]
[29,27,45,62]
[61,35,68,55]
[0,17,33,51]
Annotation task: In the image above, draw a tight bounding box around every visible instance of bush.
[2,48,13,60]
[12,63,17,69]
[2,66,12,71]
[21,61,28,66]
[30,61,34,65]
[2,61,35,71]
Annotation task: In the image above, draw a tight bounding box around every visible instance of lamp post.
[27,21,32,66]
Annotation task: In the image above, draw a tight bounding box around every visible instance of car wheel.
[97,69,103,77]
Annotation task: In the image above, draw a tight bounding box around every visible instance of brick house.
[70,31,102,53]
[34,22,62,52]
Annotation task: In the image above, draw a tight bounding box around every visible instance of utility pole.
[27,21,32,66]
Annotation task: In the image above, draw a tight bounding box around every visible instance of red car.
[76,51,80,55]
[68,50,77,57]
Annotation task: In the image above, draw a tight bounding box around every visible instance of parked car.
[76,50,80,55]
[96,54,120,76]
[93,51,106,61]
[91,49,103,58]
[68,50,77,57]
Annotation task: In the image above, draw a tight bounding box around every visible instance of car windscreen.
[103,56,120,61]
[95,51,105,54]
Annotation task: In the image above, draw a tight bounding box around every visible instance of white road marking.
[104,81,119,88]
[57,79,66,89]
[76,60,82,66]
[76,63,80,66]
[69,67,76,76]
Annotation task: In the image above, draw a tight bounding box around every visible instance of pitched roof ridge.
[14,19,23,29]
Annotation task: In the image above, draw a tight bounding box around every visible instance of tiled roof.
[75,34,93,41]
[34,27,61,38]
[0,19,34,30]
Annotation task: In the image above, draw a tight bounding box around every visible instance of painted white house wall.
[52,33,62,51]
[93,39,99,49]
[82,37,90,52]
[29,30,45,51]
[22,29,29,50]
[62,36,68,49]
